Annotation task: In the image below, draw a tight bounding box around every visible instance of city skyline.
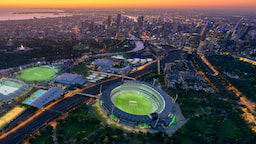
[1,0,256,8]
[0,2,256,143]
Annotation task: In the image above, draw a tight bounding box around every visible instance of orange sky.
[0,0,256,8]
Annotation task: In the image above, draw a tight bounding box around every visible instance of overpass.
[90,71,136,81]
[67,91,99,98]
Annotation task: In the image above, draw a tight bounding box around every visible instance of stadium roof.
[94,59,114,67]
[55,73,86,86]
[99,66,131,74]
[30,87,64,108]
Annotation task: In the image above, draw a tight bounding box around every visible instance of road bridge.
[67,91,99,98]
[90,71,136,81]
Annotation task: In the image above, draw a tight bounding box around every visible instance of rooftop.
[30,87,64,108]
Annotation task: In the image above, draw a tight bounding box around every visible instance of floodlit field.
[19,67,56,81]
[0,81,21,88]
[0,80,22,95]
[114,92,153,115]
[0,106,26,128]
[0,86,18,95]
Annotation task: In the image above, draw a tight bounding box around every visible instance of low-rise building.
[55,73,86,86]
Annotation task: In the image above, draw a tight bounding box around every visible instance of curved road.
[88,35,144,58]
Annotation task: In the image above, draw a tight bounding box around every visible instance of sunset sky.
[1,0,256,8]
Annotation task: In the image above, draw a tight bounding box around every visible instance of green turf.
[19,67,56,81]
[181,136,198,144]
[217,119,241,139]
[92,106,107,123]
[114,92,153,115]
[2,81,21,88]
[72,65,89,74]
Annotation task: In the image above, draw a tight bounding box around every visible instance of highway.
[0,49,182,144]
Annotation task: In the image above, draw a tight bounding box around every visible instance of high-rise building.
[116,13,121,31]
[107,16,111,27]
[80,21,86,34]
[138,15,144,27]
[89,22,94,32]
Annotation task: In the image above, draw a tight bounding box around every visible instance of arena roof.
[99,66,131,74]
[94,59,114,67]
[30,87,64,108]
[55,73,86,86]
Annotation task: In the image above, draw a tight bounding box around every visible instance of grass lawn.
[72,65,88,73]
[72,65,91,75]
[92,106,107,123]
[19,67,56,81]
[217,119,241,139]
[114,92,153,115]
[181,136,197,144]
[56,104,101,142]
[1,81,21,88]
[64,120,96,139]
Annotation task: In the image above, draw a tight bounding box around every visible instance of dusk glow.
[0,0,256,143]
[1,0,256,7]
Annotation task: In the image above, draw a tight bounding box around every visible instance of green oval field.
[114,92,153,115]
[19,67,56,81]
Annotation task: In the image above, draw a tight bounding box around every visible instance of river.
[88,35,144,58]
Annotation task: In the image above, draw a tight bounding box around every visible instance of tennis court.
[31,90,46,98]
[23,98,36,105]
[23,89,46,105]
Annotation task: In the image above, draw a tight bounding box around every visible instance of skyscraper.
[80,21,86,34]
[107,16,111,27]
[138,15,144,27]
[116,13,121,32]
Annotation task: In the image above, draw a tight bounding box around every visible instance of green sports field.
[0,81,21,88]
[19,67,56,81]
[114,92,153,115]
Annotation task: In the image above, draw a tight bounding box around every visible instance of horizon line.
[1,5,256,9]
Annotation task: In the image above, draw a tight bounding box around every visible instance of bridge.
[90,71,136,81]
[67,91,99,98]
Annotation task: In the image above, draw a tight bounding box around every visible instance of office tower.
[116,13,121,31]
[107,16,111,27]
[80,21,86,34]
[138,15,144,27]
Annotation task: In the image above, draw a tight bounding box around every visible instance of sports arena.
[101,80,176,129]
[0,78,28,101]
